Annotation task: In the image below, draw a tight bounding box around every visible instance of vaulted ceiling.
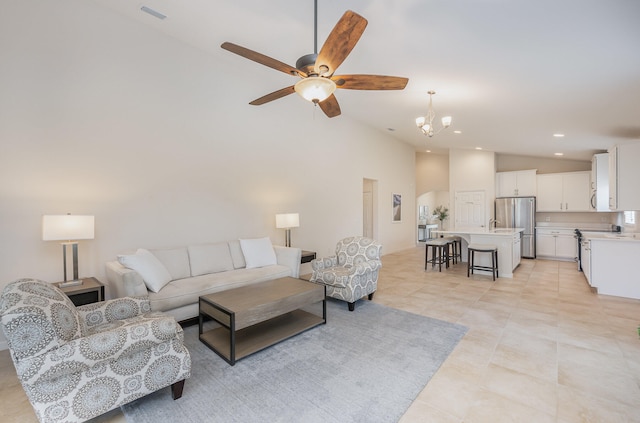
[92,0,640,160]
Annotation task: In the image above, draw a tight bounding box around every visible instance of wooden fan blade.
[221,42,306,77]
[315,11,367,77]
[318,94,341,118]
[332,74,409,90]
[249,86,296,105]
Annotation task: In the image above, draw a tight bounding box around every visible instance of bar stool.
[424,239,450,272]
[467,243,499,281]
[441,236,462,265]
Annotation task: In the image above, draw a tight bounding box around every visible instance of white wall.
[448,149,496,228]
[0,0,416,347]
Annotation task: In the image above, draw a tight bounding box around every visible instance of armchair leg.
[368,292,374,300]
[171,380,185,400]
[348,302,355,312]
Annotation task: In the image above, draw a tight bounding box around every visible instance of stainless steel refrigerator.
[495,197,536,258]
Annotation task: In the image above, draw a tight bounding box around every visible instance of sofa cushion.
[240,237,277,269]
[228,240,246,269]
[150,247,191,280]
[188,243,234,276]
[118,249,172,293]
[147,265,292,312]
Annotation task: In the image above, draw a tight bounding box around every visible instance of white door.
[363,179,376,239]
[455,191,485,229]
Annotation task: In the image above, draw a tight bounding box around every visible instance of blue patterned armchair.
[310,237,382,311]
[0,278,191,423]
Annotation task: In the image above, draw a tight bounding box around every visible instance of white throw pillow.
[117,248,172,293]
[239,237,277,269]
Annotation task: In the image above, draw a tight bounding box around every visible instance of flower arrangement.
[434,205,449,222]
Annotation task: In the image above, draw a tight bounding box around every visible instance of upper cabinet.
[496,169,537,197]
[536,171,591,212]
[591,153,609,211]
[609,143,640,211]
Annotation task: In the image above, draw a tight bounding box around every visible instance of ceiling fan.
[221,1,408,118]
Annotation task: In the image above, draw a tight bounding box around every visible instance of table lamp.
[275,213,299,247]
[42,214,95,285]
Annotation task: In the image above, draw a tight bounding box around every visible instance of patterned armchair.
[0,278,191,423]
[310,237,382,311]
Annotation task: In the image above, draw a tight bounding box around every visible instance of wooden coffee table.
[198,277,326,365]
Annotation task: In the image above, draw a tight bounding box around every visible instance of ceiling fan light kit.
[220,1,408,118]
[416,91,452,137]
[294,76,336,103]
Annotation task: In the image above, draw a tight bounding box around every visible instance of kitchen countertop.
[434,228,524,236]
[581,232,639,242]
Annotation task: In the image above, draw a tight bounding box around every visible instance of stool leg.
[495,250,499,279]
[467,249,471,277]
[425,246,428,270]
[491,250,496,281]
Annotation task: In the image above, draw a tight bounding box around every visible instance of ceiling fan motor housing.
[295,53,318,76]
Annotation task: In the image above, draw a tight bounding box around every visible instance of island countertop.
[433,228,524,236]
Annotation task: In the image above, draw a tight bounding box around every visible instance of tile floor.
[2,246,639,422]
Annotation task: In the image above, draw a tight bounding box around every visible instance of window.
[624,211,636,225]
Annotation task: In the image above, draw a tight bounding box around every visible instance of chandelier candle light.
[416,91,452,137]
[42,214,95,286]
[275,213,300,247]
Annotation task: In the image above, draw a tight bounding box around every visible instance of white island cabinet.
[433,228,524,278]
[588,236,640,299]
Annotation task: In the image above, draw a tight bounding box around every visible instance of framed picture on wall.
[392,193,402,223]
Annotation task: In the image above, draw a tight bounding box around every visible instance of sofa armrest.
[105,260,149,298]
[273,246,301,278]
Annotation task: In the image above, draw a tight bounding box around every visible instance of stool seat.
[467,243,497,251]
[425,239,450,272]
[467,244,499,280]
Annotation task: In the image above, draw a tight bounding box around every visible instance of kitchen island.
[433,228,524,278]
[581,232,640,299]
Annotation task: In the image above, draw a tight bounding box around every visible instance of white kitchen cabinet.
[591,153,609,211]
[512,233,522,269]
[581,239,591,286]
[496,169,537,197]
[590,238,640,299]
[608,143,640,211]
[536,228,576,261]
[536,172,590,212]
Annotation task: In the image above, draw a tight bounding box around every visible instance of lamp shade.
[43,215,95,241]
[275,213,300,229]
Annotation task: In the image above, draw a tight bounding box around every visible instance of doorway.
[363,178,378,239]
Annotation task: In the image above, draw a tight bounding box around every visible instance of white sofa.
[106,238,301,322]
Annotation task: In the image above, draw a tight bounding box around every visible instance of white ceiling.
[91,0,640,161]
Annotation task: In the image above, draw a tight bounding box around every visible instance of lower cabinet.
[536,228,576,261]
[512,233,522,268]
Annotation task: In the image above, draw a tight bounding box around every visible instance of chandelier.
[415,91,452,137]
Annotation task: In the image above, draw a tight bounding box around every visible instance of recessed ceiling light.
[553,133,565,138]
[425,150,431,153]
[554,152,564,156]
[475,147,482,150]
[454,130,462,134]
